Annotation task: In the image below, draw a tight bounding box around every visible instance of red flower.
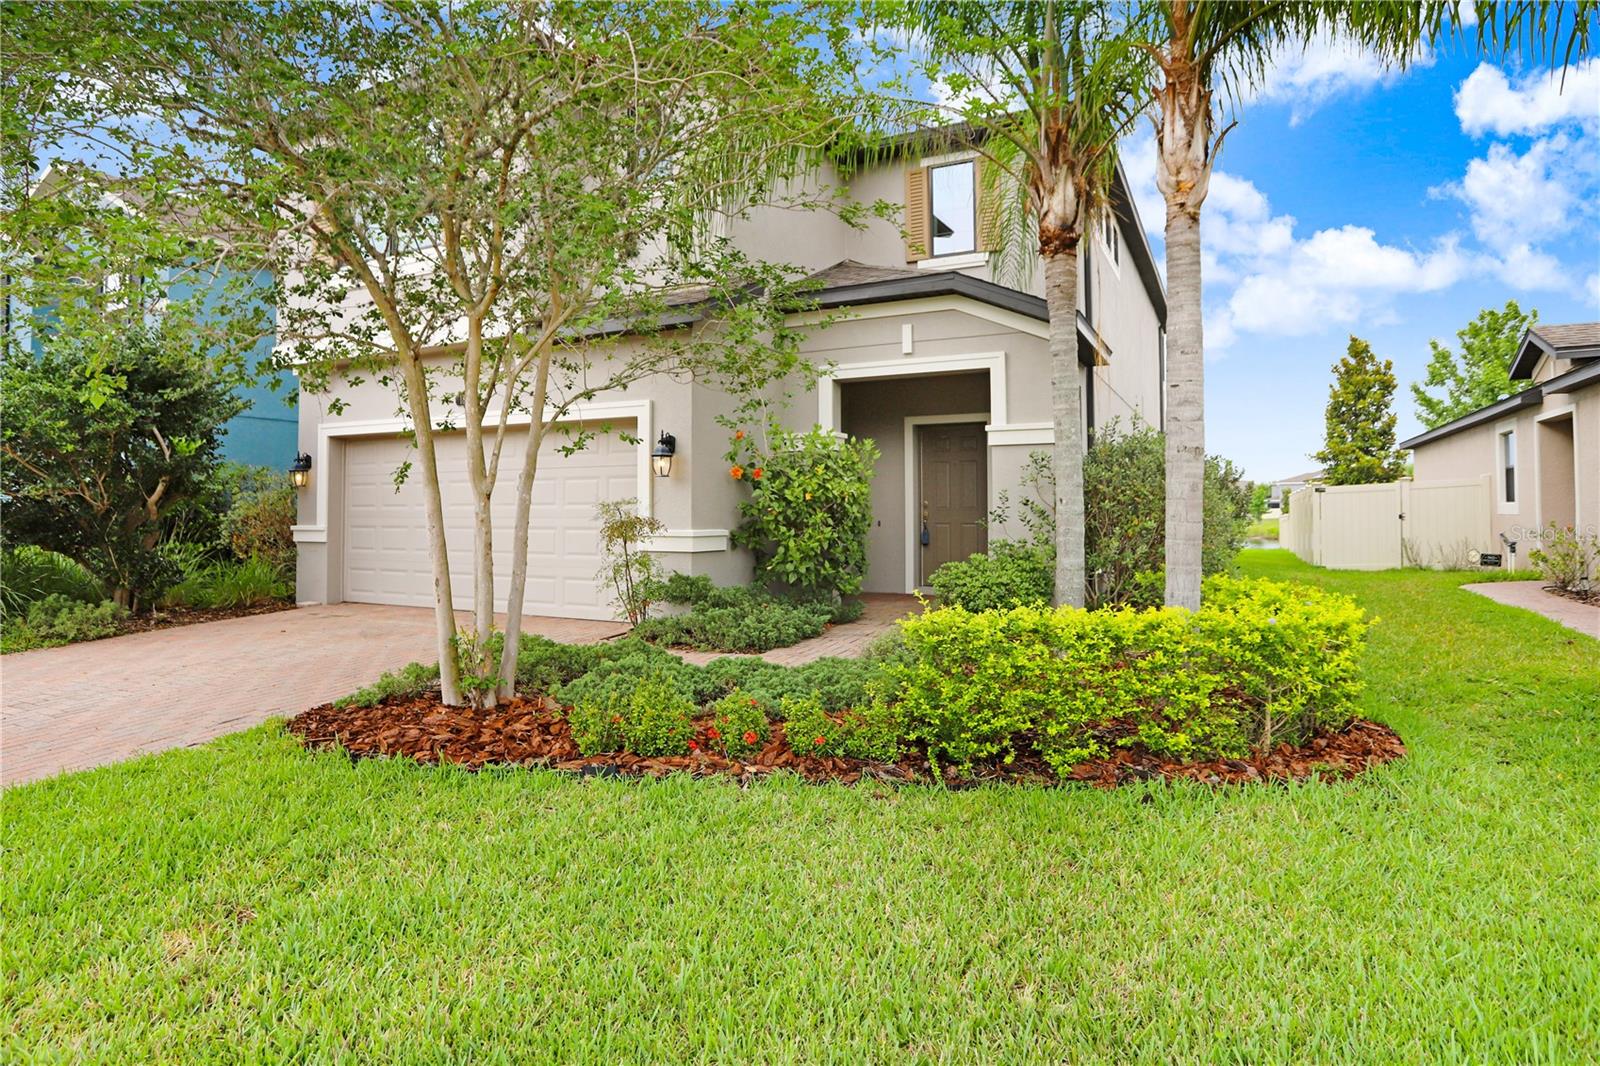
[748,698,759,707]
[706,726,720,740]
[688,740,699,751]
[743,730,758,745]
[751,467,764,480]
[814,736,826,747]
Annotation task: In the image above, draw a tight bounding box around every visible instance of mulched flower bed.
[118,601,295,636]
[1542,584,1597,606]
[286,694,1406,789]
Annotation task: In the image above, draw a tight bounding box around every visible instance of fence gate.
[1278,478,1492,570]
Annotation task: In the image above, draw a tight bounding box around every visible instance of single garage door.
[342,423,639,619]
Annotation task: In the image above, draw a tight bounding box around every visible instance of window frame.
[1496,422,1518,512]
[926,159,978,258]
[1099,211,1121,273]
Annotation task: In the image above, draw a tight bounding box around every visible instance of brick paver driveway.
[0,604,625,787]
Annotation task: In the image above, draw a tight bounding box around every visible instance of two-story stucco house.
[290,144,1168,619]
[1401,322,1599,565]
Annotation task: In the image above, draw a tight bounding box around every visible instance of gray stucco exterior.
[290,149,1167,613]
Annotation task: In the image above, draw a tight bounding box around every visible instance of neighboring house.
[5,167,296,469]
[1268,470,1325,511]
[1401,322,1599,565]
[290,144,1168,618]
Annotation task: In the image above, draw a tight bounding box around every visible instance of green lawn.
[4,552,1597,1063]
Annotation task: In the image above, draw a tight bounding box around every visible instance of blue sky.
[1118,32,1600,482]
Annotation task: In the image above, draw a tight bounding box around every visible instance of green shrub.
[0,546,103,617]
[890,577,1370,775]
[988,424,1250,607]
[564,665,696,757]
[728,425,879,597]
[780,692,902,762]
[515,635,603,692]
[334,661,441,709]
[929,540,1053,612]
[26,594,127,643]
[162,557,290,609]
[709,690,769,758]
[632,582,833,653]
[222,476,296,573]
[1528,523,1598,594]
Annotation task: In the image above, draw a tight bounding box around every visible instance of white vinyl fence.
[1277,478,1491,570]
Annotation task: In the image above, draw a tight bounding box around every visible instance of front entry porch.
[838,370,992,593]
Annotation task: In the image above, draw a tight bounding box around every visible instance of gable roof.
[1508,322,1600,379]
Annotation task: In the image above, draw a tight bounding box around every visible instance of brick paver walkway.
[0,604,625,787]
[674,594,922,666]
[1462,581,1600,639]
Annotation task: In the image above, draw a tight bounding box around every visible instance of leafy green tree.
[1411,300,1537,429]
[889,1,1151,607]
[0,328,245,610]
[12,2,863,704]
[1314,336,1407,486]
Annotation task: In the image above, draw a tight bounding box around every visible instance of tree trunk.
[1154,37,1214,612]
[398,355,464,705]
[1044,249,1086,608]
[461,316,497,652]
[494,344,555,701]
[1163,201,1205,611]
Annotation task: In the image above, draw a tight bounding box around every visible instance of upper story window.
[1499,427,1517,505]
[929,161,976,256]
[1100,211,1120,268]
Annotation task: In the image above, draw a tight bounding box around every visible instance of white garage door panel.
[342,424,638,619]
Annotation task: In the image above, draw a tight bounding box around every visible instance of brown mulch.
[1542,584,1597,606]
[117,600,296,636]
[286,694,1406,790]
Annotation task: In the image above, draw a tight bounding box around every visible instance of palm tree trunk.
[1163,199,1204,611]
[1044,249,1086,608]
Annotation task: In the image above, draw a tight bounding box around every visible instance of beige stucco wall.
[1411,378,1599,570]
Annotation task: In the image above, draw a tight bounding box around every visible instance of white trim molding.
[290,524,328,544]
[787,296,1048,341]
[985,422,1052,447]
[903,413,991,594]
[917,252,989,272]
[819,351,1008,432]
[642,529,732,554]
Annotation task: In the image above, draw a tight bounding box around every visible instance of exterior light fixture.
[650,432,676,478]
[289,451,313,489]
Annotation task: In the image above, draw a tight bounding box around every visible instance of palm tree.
[895,1,1149,607]
[1145,0,1594,611]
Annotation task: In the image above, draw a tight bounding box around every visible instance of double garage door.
[342,424,638,620]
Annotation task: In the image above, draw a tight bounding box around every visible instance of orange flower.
[729,465,744,479]
[743,731,759,745]
[706,726,721,740]
[735,429,745,441]
[814,736,826,747]
[752,467,764,480]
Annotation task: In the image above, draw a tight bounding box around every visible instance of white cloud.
[1454,59,1600,136]
[1119,128,1166,241]
[1586,271,1600,309]
[1435,135,1582,245]
[1494,242,1570,290]
[1249,32,1431,125]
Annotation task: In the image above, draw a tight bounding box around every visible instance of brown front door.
[918,421,988,585]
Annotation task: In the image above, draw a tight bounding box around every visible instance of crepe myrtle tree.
[16,1,874,706]
[887,0,1151,607]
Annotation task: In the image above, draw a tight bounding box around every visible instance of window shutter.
[976,159,999,252]
[904,166,930,261]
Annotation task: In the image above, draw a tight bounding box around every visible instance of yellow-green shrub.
[890,576,1370,775]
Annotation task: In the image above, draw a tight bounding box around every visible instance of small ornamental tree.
[0,328,245,610]
[1411,300,1537,430]
[12,2,874,704]
[727,425,879,598]
[1315,336,1408,486]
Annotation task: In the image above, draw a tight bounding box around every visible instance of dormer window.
[928,161,976,256]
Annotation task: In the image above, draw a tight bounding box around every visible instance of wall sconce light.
[290,451,313,489]
[650,432,676,478]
